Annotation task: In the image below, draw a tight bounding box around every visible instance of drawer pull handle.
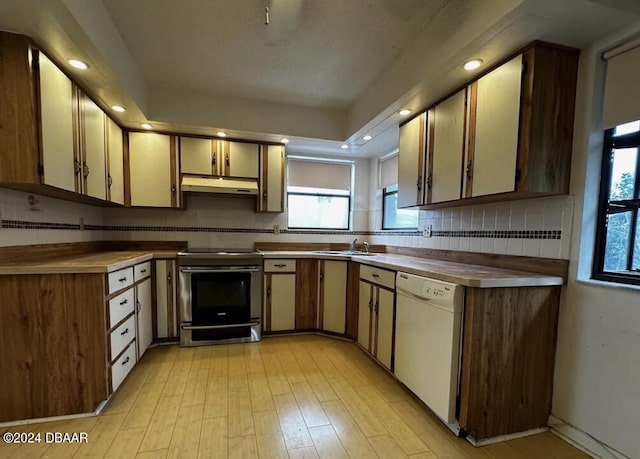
[372,273,380,278]
[274,263,286,268]
[118,277,127,282]
[120,328,129,336]
[120,299,128,305]
[136,300,141,313]
[140,269,147,273]
[122,356,130,365]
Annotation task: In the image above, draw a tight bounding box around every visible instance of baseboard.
[0,411,96,429]
[466,427,549,446]
[548,416,629,459]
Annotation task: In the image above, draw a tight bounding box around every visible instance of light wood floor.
[0,335,589,458]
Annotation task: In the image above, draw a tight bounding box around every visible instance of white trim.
[465,427,548,446]
[548,416,630,459]
[602,34,640,60]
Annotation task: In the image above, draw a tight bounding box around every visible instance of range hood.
[181,176,259,195]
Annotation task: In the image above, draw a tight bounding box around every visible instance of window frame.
[593,127,640,285]
[382,184,418,230]
[286,190,352,230]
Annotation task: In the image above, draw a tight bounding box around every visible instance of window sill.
[577,277,640,292]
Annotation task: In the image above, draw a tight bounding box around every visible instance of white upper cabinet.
[398,112,427,208]
[468,55,522,197]
[106,117,125,205]
[180,137,215,175]
[80,93,107,200]
[226,141,259,179]
[38,53,76,192]
[128,132,178,207]
[429,89,466,204]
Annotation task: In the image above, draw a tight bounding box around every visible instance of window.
[383,184,419,229]
[287,158,352,230]
[379,154,418,230]
[594,120,640,284]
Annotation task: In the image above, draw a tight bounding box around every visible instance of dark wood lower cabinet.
[0,274,108,422]
[294,259,318,329]
[459,286,561,441]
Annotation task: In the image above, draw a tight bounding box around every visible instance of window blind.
[287,159,351,191]
[380,154,398,189]
[603,43,640,129]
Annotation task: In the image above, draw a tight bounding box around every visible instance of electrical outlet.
[423,224,432,238]
[273,224,280,235]
[79,217,85,231]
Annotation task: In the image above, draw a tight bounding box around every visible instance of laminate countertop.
[0,250,180,275]
[260,251,564,288]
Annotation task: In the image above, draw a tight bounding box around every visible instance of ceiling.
[1,0,640,158]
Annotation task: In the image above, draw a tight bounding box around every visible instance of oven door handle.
[179,266,261,273]
[182,322,260,330]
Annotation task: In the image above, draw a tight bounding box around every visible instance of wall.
[0,188,104,247]
[551,22,640,459]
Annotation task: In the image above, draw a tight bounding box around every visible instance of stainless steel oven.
[178,249,262,346]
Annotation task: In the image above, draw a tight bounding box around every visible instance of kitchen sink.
[313,250,377,256]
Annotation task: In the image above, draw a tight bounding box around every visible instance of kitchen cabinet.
[263,259,297,332]
[258,144,285,212]
[398,42,578,209]
[397,112,427,208]
[135,266,153,359]
[318,260,347,334]
[226,141,260,179]
[428,89,466,204]
[357,265,395,370]
[127,132,180,207]
[181,137,260,179]
[459,285,562,441]
[180,136,217,175]
[79,92,108,200]
[155,259,179,339]
[106,117,125,205]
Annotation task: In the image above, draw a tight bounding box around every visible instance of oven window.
[192,272,251,323]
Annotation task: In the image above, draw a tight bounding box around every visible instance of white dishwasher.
[395,271,464,429]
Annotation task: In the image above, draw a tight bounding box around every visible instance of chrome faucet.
[349,238,357,252]
[363,241,369,253]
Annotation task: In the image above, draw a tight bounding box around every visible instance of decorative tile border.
[1,220,561,239]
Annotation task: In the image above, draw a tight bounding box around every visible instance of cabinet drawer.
[111,341,136,393]
[108,288,135,329]
[360,265,395,289]
[108,267,134,293]
[110,314,136,362]
[134,262,151,281]
[264,259,296,272]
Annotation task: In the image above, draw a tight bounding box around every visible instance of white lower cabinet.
[319,260,347,334]
[136,277,153,359]
[111,342,136,393]
[263,259,297,332]
[357,266,396,370]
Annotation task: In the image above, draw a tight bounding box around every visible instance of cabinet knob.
[416,176,422,191]
[74,159,82,176]
[426,173,432,189]
[122,356,130,365]
[225,155,230,166]
[466,160,473,181]
[136,299,141,313]
[212,154,217,165]
[119,299,128,306]
[372,273,380,279]
[167,272,172,284]
[171,185,176,196]
[83,162,90,179]
[120,328,129,336]
[267,287,271,297]
[107,174,113,188]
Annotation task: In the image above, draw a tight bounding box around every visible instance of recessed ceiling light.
[363,135,372,141]
[68,59,88,70]
[341,144,349,150]
[217,131,227,138]
[281,138,289,144]
[463,59,483,71]
[398,109,412,116]
[111,105,126,113]
[141,123,152,130]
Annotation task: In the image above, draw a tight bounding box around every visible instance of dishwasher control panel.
[396,272,464,310]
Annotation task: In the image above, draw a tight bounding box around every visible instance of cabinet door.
[430,89,466,204]
[227,141,259,179]
[106,117,124,205]
[156,260,178,339]
[266,273,296,331]
[38,53,76,192]
[80,93,107,200]
[128,132,178,207]
[258,144,285,212]
[375,288,395,370]
[398,112,427,208]
[468,55,522,197]
[320,260,347,334]
[136,278,153,359]
[357,281,373,351]
[180,137,214,175]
